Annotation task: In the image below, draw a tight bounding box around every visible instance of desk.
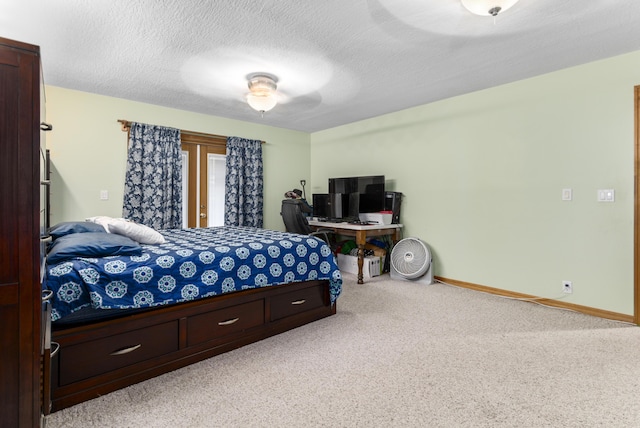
[308,220,403,284]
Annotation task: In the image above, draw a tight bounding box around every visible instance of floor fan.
[390,237,433,284]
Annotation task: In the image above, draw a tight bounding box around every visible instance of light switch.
[562,188,572,201]
[100,190,109,200]
[597,189,614,202]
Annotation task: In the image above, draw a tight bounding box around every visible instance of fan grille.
[391,238,430,279]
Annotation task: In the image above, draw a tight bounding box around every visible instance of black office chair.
[280,199,334,245]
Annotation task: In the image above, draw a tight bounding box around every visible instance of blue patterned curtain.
[224,136,263,227]
[123,122,182,229]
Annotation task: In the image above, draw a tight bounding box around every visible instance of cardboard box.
[337,254,381,278]
[364,243,386,258]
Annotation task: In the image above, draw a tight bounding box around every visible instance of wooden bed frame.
[49,278,335,412]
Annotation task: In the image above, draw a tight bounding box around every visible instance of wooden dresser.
[0,37,45,428]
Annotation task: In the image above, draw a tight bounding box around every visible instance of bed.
[43,223,342,412]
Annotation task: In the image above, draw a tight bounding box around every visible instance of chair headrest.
[282,199,303,205]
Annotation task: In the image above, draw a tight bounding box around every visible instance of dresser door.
[0,37,42,428]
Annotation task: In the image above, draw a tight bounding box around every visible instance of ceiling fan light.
[461,0,519,16]
[246,74,278,113]
[247,93,278,113]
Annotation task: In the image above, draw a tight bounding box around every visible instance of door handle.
[50,342,60,358]
[42,289,53,302]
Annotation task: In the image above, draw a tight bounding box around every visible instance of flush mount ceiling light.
[246,74,278,115]
[461,0,520,17]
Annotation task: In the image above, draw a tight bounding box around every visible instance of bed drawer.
[58,321,179,385]
[187,300,264,346]
[270,283,327,321]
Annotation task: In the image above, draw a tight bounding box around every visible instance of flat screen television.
[326,175,385,220]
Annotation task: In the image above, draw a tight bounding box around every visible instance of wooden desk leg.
[355,230,366,284]
[393,228,401,244]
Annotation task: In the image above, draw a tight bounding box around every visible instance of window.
[181,133,227,228]
[206,152,226,226]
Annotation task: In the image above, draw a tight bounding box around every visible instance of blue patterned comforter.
[44,226,342,322]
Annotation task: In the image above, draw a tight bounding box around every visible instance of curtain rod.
[117,120,266,144]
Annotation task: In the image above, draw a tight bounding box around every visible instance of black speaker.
[384,191,403,224]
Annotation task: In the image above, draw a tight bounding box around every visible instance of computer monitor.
[312,194,329,219]
[328,193,359,221]
[312,193,359,221]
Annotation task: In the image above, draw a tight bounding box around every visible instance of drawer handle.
[218,317,239,326]
[291,299,306,305]
[50,342,60,358]
[110,344,142,356]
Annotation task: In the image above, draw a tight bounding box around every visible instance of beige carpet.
[46,274,640,428]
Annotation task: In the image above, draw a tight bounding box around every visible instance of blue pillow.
[49,221,107,240]
[47,232,142,264]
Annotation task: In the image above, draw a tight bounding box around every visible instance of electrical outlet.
[562,280,573,294]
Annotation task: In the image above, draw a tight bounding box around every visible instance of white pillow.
[107,219,166,245]
[85,216,117,232]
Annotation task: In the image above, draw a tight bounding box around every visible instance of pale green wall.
[45,49,640,315]
[44,86,310,231]
[311,51,640,315]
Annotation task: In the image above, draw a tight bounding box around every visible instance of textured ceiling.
[3,0,640,132]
